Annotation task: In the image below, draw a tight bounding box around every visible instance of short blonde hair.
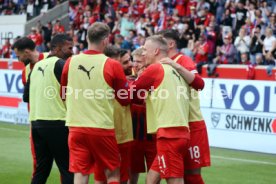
[131,47,143,57]
[145,35,168,53]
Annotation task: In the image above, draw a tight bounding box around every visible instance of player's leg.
[129,140,146,184]
[94,142,131,184]
[47,124,73,184]
[129,173,139,184]
[94,164,107,184]
[118,142,132,184]
[91,135,121,184]
[145,139,157,172]
[156,138,189,184]
[68,130,94,184]
[29,128,37,178]
[184,168,204,184]
[184,121,211,184]
[105,167,120,184]
[74,173,89,184]
[31,126,54,184]
[146,168,161,184]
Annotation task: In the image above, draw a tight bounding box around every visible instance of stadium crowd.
[1,0,276,74]
[5,1,276,183]
[0,0,65,18]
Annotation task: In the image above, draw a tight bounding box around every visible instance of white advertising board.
[0,15,26,46]
[0,69,24,97]
[200,78,276,154]
[0,69,28,124]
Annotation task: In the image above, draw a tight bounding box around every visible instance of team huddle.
[13,22,210,184]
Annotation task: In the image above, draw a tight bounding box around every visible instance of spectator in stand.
[206,22,217,61]
[263,27,276,63]
[234,28,251,63]
[65,0,274,67]
[104,14,115,31]
[215,0,226,24]
[52,19,65,35]
[179,23,195,59]
[114,34,132,51]
[260,0,272,24]
[235,1,248,33]
[268,13,276,35]
[41,22,53,52]
[76,24,88,48]
[26,0,34,18]
[2,1,16,15]
[0,0,64,17]
[193,34,209,73]
[127,30,138,50]
[242,18,254,35]
[28,27,43,52]
[249,26,265,64]
[256,53,265,65]
[72,35,80,55]
[178,23,195,50]
[1,38,11,58]
[18,4,27,15]
[247,2,256,23]
[240,52,250,65]
[120,13,136,38]
[213,34,236,64]
[221,8,233,33]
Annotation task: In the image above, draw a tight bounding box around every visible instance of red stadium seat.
[12,62,25,70]
[0,61,8,69]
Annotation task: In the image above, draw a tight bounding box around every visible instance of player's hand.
[160,57,181,70]
[137,67,145,77]
[160,57,174,65]
[126,75,137,81]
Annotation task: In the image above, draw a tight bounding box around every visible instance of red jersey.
[171,53,204,90]
[1,44,11,58]
[53,25,65,34]
[28,33,42,46]
[194,42,209,63]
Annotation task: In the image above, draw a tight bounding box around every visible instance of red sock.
[108,182,119,184]
[184,174,205,184]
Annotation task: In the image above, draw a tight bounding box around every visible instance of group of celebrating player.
[13,22,210,184]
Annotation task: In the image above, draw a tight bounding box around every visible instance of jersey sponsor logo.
[78,65,95,80]
[211,112,276,134]
[37,65,47,76]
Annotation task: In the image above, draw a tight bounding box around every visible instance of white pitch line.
[0,127,28,134]
[212,155,276,166]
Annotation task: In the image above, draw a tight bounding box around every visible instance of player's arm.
[60,57,72,100]
[23,71,32,103]
[131,64,163,103]
[22,68,26,86]
[54,59,65,84]
[104,58,131,106]
[160,57,204,91]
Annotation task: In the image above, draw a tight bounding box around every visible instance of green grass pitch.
[0,122,276,184]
